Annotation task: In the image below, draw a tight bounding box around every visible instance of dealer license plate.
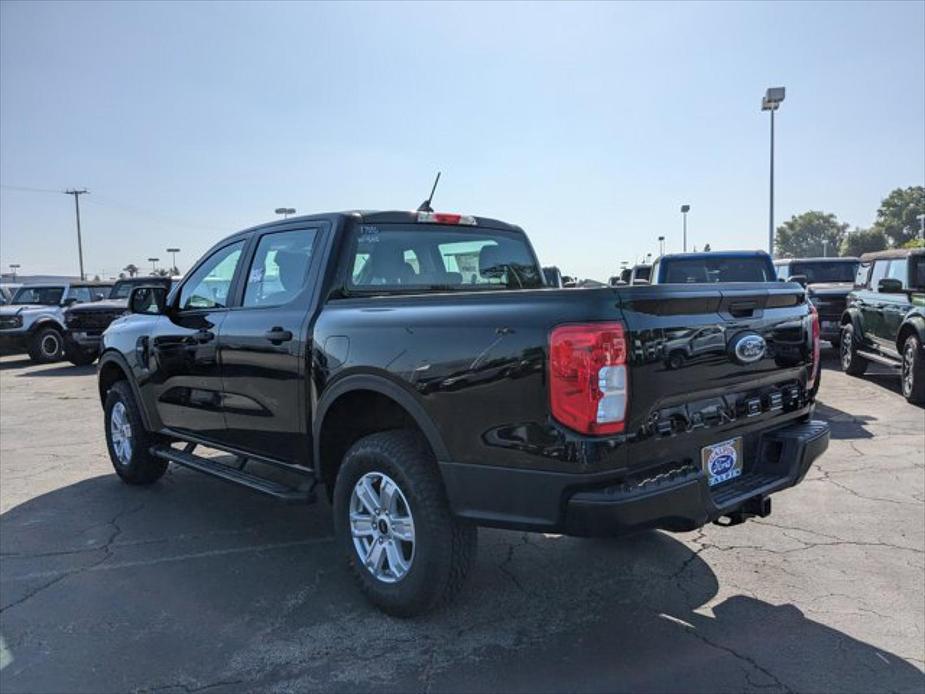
[701,437,744,487]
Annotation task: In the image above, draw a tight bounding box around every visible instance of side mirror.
[787,275,808,287]
[129,286,168,315]
[878,278,903,294]
[61,297,78,307]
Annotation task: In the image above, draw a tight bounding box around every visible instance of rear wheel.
[901,334,925,405]
[333,430,477,617]
[840,324,868,376]
[104,381,168,484]
[28,326,64,363]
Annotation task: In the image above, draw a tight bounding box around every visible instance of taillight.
[549,322,628,435]
[807,304,821,390]
[417,211,477,226]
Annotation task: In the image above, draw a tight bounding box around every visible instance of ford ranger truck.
[96,210,830,616]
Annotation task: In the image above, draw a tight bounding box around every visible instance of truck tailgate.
[615,283,814,443]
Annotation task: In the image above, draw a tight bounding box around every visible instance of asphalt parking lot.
[0,352,923,693]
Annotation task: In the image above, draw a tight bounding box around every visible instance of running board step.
[856,349,902,368]
[150,446,315,504]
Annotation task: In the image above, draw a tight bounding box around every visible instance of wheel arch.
[897,316,925,354]
[313,374,450,497]
[97,350,154,431]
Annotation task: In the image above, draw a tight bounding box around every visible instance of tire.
[839,323,868,376]
[901,334,925,406]
[27,326,64,364]
[104,381,168,485]
[65,343,97,366]
[667,351,686,370]
[333,430,477,617]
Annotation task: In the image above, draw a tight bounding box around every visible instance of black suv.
[773,257,860,347]
[64,277,176,365]
[840,248,925,404]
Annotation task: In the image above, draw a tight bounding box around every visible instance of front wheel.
[840,324,868,376]
[901,335,925,405]
[28,326,64,363]
[104,381,168,484]
[333,430,477,617]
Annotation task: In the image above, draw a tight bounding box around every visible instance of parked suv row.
[840,248,925,404]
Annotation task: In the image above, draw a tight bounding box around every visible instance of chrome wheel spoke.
[350,512,376,538]
[357,478,380,515]
[390,515,414,542]
[365,538,386,572]
[379,477,397,511]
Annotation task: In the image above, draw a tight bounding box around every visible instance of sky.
[0,0,923,281]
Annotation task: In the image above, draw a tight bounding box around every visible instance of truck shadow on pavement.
[1,471,922,693]
[13,363,97,378]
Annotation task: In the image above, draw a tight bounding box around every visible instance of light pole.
[148,257,160,274]
[917,213,925,241]
[658,236,665,256]
[275,207,296,219]
[9,263,20,281]
[822,239,828,258]
[761,87,785,256]
[681,204,690,252]
[166,248,180,275]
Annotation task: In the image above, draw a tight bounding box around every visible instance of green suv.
[840,248,925,404]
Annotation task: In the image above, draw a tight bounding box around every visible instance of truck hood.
[0,304,52,315]
[68,299,128,312]
[806,282,853,297]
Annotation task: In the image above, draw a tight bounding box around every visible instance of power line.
[1,184,64,194]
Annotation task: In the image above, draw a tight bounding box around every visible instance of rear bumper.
[440,419,829,537]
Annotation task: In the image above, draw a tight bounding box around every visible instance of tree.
[151,268,171,277]
[774,211,848,258]
[123,264,139,278]
[703,243,712,252]
[902,238,925,249]
[872,186,925,247]
[840,227,888,257]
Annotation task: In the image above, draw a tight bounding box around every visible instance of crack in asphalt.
[0,503,145,614]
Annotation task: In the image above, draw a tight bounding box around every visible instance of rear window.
[347,224,542,292]
[912,256,925,290]
[659,256,774,284]
[789,261,859,283]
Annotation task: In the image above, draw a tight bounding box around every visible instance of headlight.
[0,315,23,329]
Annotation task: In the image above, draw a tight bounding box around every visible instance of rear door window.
[347,224,542,291]
[887,258,908,288]
[912,256,925,290]
[243,228,319,308]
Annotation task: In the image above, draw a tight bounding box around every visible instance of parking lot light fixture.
[166,248,181,275]
[9,263,20,281]
[762,87,785,256]
[148,257,159,274]
[658,236,665,256]
[681,205,691,252]
[275,207,296,219]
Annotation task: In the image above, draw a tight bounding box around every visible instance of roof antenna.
[417,171,441,212]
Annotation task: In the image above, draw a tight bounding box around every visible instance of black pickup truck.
[96,210,829,615]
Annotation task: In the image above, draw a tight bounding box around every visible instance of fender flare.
[312,373,450,476]
[897,316,925,352]
[840,307,863,334]
[97,349,154,431]
[27,317,65,336]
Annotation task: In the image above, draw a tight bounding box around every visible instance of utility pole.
[681,205,691,252]
[64,189,89,280]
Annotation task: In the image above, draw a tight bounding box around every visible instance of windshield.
[659,256,774,283]
[347,224,543,292]
[790,261,859,284]
[11,286,64,305]
[633,266,651,281]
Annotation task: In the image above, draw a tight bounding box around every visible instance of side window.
[179,241,245,310]
[854,262,871,288]
[243,229,318,308]
[66,287,93,303]
[870,260,890,291]
[887,258,908,288]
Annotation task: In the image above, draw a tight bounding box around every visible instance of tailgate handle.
[729,301,756,318]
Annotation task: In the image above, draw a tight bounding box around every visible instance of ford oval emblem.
[709,453,736,477]
[732,333,766,364]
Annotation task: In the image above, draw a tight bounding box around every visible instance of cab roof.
[859,248,925,262]
[774,256,859,263]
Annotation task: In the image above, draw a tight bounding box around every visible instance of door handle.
[264,327,293,344]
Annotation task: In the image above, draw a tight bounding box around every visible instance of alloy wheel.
[902,342,915,397]
[110,401,133,465]
[349,472,415,583]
